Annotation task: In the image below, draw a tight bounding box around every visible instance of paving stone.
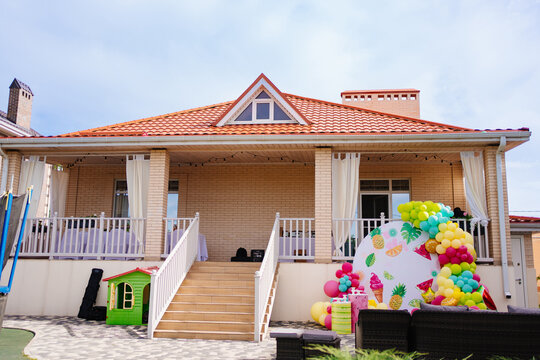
[3,316,355,359]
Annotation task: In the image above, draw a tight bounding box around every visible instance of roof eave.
[0,130,531,150]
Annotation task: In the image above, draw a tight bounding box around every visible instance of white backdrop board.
[352,221,440,311]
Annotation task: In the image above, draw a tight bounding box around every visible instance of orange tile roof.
[59,93,485,138]
[509,215,540,224]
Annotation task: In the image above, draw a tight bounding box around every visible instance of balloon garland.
[398,201,491,309]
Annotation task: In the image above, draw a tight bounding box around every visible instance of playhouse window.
[116,282,134,310]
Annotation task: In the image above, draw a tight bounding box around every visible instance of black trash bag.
[78,268,103,320]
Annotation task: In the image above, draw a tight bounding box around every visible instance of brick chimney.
[7,78,33,130]
[341,89,420,118]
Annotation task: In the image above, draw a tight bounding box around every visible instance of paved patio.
[3,316,355,359]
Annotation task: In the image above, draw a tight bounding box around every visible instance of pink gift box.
[349,293,368,332]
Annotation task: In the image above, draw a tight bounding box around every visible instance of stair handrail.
[254,212,280,342]
[148,213,199,339]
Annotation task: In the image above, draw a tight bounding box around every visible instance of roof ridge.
[61,100,234,136]
[283,93,474,132]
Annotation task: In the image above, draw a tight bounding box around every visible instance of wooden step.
[186,272,254,280]
[162,310,253,322]
[174,293,254,304]
[154,329,254,341]
[178,286,254,296]
[193,261,260,268]
[182,278,254,287]
[190,264,260,273]
[157,320,253,332]
[167,302,254,313]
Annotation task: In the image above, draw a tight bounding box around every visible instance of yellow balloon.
[432,203,442,212]
[438,223,448,232]
[465,243,475,253]
[401,212,410,221]
[422,288,435,303]
[436,276,446,286]
[310,302,325,322]
[319,313,326,326]
[435,232,444,242]
[436,244,446,254]
[410,210,418,219]
[418,211,429,221]
[447,222,457,231]
[441,239,451,249]
[445,279,455,288]
[455,228,464,238]
[451,239,461,249]
[453,289,462,300]
[444,231,454,240]
[440,267,452,278]
[413,219,421,228]
[419,204,428,211]
[444,288,454,298]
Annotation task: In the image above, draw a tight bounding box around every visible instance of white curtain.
[19,156,46,218]
[332,153,361,253]
[126,155,150,243]
[50,169,69,217]
[460,151,489,228]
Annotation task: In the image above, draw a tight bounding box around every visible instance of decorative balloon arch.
[310,200,495,332]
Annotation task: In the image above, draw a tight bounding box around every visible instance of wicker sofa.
[356,308,540,359]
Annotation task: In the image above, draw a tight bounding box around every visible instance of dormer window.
[232,90,293,124]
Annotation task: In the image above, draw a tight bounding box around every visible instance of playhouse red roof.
[102,266,159,281]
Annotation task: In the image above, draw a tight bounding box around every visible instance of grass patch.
[305,346,424,360]
[0,327,34,359]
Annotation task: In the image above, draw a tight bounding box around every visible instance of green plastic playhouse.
[102,266,158,325]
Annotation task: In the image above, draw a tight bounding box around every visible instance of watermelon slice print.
[414,244,431,261]
[416,278,433,292]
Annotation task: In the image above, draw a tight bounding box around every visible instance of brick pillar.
[483,147,511,265]
[145,149,170,261]
[315,148,333,263]
[7,151,22,194]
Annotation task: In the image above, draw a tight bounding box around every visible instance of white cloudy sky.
[1,1,539,215]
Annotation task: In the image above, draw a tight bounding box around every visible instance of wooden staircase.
[153,261,278,341]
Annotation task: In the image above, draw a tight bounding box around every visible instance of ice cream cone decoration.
[369,273,384,303]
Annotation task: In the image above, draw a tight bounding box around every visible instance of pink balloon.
[338,291,346,298]
[351,279,360,288]
[466,254,474,263]
[445,247,456,257]
[431,295,445,306]
[458,245,467,253]
[342,262,353,273]
[335,270,343,278]
[460,254,468,262]
[324,314,332,329]
[472,274,481,282]
[469,306,479,310]
[347,288,353,294]
[351,273,360,280]
[324,280,340,298]
[410,308,418,314]
[438,254,449,265]
[450,256,460,264]
[327,306,332,314]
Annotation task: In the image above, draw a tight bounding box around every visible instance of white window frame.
[231,88,297,124]
[358,179,410,219]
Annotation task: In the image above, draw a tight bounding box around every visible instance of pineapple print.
[371,228,384,249]
[389,283,406,310]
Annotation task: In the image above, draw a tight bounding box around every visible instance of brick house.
[0,74,536,340]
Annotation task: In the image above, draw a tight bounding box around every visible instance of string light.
[177,151,311,167]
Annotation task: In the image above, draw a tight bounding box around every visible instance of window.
[115,282,133,310]
[233,90,292,123]
[113,180,129,217]
[359,179,410,219]
[113,179,179,218]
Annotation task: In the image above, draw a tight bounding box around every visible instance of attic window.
[232,90,293,123]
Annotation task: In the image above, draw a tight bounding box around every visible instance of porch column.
[483,147,511,265]
[145,149,170,261]
[6,151,22,194]
[315,148,333,263]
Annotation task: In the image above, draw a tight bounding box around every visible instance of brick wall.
[342,91,420,118]
[315,149,333,263]
[145,150,169,260]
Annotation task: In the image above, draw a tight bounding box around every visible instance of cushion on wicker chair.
[270,328,303,338]
[507,305,540,314]
[419,302,469,312]
[302,329,337,341]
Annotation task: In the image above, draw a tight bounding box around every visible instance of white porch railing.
[18,213,146,259]
[332,215,491,261]
[254,212,280,342]
[278,217,315,261]
[162,217,195,257]
[147,213,199,339]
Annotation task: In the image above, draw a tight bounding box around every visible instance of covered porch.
[6,144,501,265]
